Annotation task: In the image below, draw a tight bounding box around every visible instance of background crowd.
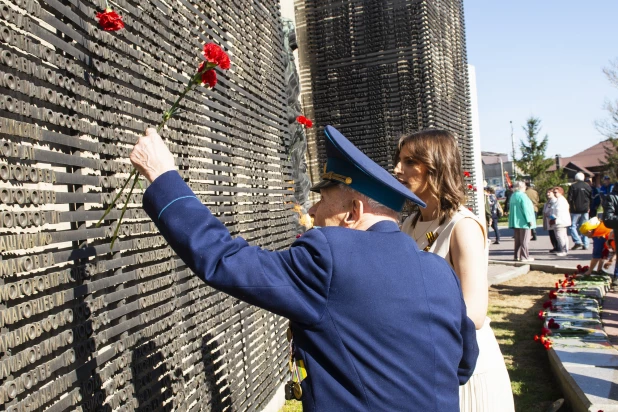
[485,172,618,279]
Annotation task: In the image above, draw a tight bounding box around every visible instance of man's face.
[307,186,351,227]
[604,180,611,187]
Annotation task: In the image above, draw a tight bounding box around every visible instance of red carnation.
[533,335,540,342]
[541,327,551,336]
[548,318,560,329]
[538,310,545,320]
[96,9,124,31]
[305,119,313,128]
[467,184,473,190]
[198,63,217,88]
[297,115,307,124]
[203,43,230,70]
[549,290,557,299]
[542,301,552,309]
[463,171,471,177]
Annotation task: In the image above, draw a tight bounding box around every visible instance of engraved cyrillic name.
[0,233,53,252]
[0,253,58,280]
[0,309,73,352]
[0,291,66,328]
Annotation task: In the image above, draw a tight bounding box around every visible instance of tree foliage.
[535,169,568,203]
[599,58,618,179]
[515,117,554,182]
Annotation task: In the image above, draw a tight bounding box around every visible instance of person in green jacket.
[508,181,537,261]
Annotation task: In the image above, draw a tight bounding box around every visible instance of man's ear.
[344,199,363,227]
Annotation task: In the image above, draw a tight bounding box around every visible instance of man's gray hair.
[574,172,585,181]
[514,180,527,192]
[338,184,399,218]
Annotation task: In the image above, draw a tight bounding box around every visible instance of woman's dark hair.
[394,129,466,226]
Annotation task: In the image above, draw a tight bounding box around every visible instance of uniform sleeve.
[458,299,479,385]
[143,171,333,325]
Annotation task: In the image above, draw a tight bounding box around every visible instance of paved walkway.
[488,226,606,272]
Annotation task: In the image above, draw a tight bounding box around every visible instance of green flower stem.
[96,170,136,227]
[102,61,218,248]
[110,170,140,249]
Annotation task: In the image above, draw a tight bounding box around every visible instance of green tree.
[515,117,554,182]
[599,58,618,179]
[535,169,568,203]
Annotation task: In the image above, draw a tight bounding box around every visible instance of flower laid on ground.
[297,115,313,128]
[97,42,230,248]
[547,318,560,329]
[463,171,471,177]
[467,184,473,190]
[96,2,124,31]
[576,264,590,273]
[533,334,553,350]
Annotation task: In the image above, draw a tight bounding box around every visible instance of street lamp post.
[510,120,517,180]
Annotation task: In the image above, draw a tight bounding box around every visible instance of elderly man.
[131,126,478,411]
[567,172,592,250]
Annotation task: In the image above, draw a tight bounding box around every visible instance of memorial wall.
[0,0,299,410]
[294,0,480,211]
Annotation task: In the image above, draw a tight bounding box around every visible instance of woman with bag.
[550,186,572,257]
[394,130,514,412]
[543,188,560,252]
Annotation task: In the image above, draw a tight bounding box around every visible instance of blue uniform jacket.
[143,171,479,411]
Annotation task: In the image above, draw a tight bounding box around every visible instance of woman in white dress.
[393,130,515,412]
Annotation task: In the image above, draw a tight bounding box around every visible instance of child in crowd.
[579,217,612,275]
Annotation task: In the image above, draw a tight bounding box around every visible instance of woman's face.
[546,191,554,199]
[393,145,429,197]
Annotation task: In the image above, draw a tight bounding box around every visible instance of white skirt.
[459,318,515,412]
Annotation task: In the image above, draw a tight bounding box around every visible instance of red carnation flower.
[544,341,553,350]
[305,119,313,128]
[549,290,557,299]
[538,310,545,320]
[463,171,471,177]
[297,115,307,124]
[467,184,473,190]
[541,327,551,336]
[548,318,560,329]
[296,234,301,239]
[197,63,217,88]
[533,335,540,342]
[542,301,553,309]
[96,9,124,31]
[203,43,230,69]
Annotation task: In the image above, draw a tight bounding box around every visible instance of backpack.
[496,201,504,217]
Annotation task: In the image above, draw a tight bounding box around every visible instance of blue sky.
[465,1,618,159]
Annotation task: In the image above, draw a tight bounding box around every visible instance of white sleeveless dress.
[402,206,515,412]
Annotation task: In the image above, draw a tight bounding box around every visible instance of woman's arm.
[450,217,488,330]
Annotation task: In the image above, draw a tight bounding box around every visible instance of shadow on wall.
[127,332,233,411]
